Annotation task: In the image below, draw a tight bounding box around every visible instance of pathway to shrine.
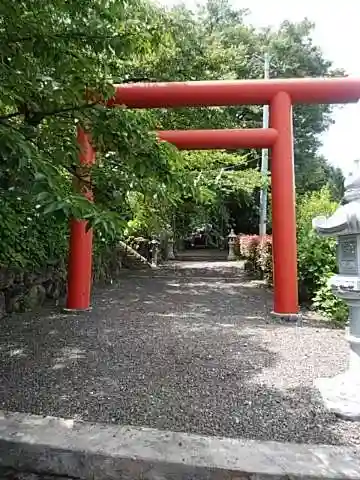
[1,253,360,446]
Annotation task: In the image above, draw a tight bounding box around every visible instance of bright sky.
[160,0,360,174]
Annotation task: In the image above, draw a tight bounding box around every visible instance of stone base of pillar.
[227,252,236,261]
[63,306,92,314]
[315,372,360,421]
[270,311,301,324]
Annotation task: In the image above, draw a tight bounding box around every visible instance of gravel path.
[0,267,359,446]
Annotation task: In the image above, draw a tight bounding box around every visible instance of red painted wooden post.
[66,127,95,311]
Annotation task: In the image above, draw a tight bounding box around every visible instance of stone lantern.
[312,160,360,420]
[150,236,160,268]
[227,228,237,261]
[167,227,176,260]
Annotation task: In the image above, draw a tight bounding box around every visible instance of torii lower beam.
[157,128,278,149]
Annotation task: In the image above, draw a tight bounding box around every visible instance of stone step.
[175,255,229,262]
[120,261,245,278]
[1,410,359,480]
[158,260,245,278]
[175,250,229,262]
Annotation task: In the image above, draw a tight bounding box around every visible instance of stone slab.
[119,260,246,278]
[0,410,360,480]
[160,260,246,278]
[316,373,360,421]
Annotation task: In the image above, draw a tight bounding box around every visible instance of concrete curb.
[0,410,360,480]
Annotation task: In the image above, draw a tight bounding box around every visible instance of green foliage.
[0,191,68,270]
[312,277,349,326]
[297,187,337,288]
[0,0,182,235]
[296,188,348,324]
[171,151,262,240]
[0,0,185,271]
[0,0,348,302]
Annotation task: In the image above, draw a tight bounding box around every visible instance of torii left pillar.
[66,127,95,310]
[270,92,298,317]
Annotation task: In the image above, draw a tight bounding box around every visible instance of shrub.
[296,187,348,324]
[238,234,272,281]
[238,234,260,262]
[256,235,273,284]
[312,277,349,326]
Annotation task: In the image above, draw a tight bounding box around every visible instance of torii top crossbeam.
[110,77,360,108]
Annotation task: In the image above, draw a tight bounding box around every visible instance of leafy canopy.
[0,0,345,269]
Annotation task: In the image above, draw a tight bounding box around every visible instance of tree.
[0,0,190,268]
[295,154,344,200]
[170,151,263,240]
[0,0,183,231]
[0,0,347,272]
[136,0,344,196]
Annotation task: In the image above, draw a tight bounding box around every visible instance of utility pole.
[259,52,270,237]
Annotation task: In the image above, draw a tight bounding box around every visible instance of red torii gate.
[67,77,360,317]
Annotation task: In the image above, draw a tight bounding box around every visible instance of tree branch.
[0,102,99,123]
[0,76,157,123]
[0,120,38,147]
[4,33,126,44]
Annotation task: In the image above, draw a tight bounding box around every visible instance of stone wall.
[0,242,152,319]
[0,264,67,319]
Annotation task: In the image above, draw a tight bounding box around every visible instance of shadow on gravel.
[0,275,348,446]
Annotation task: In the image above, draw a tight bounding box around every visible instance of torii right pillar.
[270,91,299,318]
